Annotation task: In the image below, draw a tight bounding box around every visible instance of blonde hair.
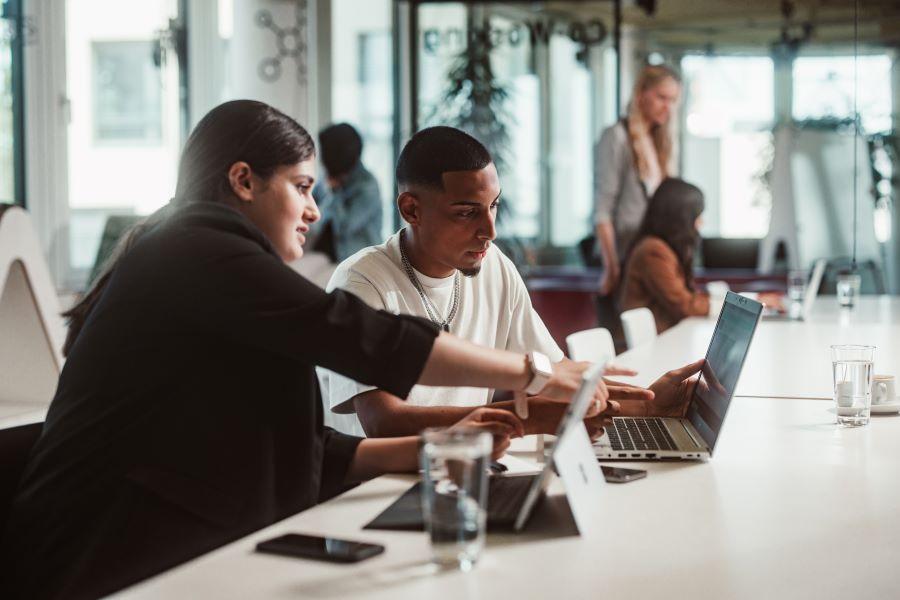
[626,64,681,182]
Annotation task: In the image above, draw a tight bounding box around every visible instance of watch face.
[532,352,553,375]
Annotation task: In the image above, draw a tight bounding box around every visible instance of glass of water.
[831,345,875,427]
[787,269,807,319]
[420,428,491,571]
[836,272,861,308]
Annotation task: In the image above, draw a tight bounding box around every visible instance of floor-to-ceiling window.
[793,54,893,134]
[681,55,775,239]
[64,0,184,286]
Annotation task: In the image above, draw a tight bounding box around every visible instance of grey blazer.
[593,120,649,260]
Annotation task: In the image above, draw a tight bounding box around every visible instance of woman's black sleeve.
[175,237,440,400]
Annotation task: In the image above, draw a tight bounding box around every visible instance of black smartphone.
[255,533,385,563]
[601,465,647,483]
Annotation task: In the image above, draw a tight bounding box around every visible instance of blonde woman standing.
[594,64,681,297]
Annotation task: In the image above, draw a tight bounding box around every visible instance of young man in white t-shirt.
[317,127,703,437]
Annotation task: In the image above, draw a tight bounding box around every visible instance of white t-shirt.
[317,230,564,436]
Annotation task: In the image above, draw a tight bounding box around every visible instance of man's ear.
[228,161,255,203]
[397,191,420,226]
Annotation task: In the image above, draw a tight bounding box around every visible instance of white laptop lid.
[514,362,606,535]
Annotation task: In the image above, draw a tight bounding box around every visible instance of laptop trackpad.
[664,418,704,451]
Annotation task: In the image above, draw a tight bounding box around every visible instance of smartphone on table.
[255,533,385,563]
[600,465,647,483]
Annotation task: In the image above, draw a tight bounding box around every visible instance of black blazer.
[0,202,438,599]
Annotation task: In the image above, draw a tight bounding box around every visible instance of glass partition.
[385,1,896,293]
[330,0,395,239]
[411,1,611,262]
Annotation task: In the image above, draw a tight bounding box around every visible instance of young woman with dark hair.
[619,178,710,333]
[0,100,598,599]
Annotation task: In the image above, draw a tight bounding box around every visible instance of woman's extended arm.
[418,332,590,403]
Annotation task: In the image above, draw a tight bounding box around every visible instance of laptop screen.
[687,292,762,453]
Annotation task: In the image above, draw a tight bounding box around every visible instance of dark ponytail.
[62,100,316,356]
[626,178,705,291]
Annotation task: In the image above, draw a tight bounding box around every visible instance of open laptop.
[594,291,763,461]
[366,362,606,534]
[763,258,826,321]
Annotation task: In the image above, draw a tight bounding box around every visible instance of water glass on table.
[836,272,861,308]
[786,269,807,319]
[831,345,874,427]
[420,428,491,571]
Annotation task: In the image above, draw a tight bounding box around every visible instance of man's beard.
[459,267,481,278]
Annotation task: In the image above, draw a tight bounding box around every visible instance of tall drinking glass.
[420,428,491,571]
[787,269,807,319]
[831,345,875,427]
[836,272,861,308]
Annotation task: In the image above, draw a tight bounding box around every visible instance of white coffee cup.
[872,375,897,406]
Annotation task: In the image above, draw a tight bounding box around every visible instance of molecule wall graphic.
[255,0,308,84]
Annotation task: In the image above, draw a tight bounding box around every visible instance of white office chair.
[620,307,657,350]
[566,327,615,365]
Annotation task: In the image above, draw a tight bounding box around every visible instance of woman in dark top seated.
[619,178,709,333]
[0,100,595,600]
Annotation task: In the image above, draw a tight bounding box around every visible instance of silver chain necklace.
[398,230,460,332]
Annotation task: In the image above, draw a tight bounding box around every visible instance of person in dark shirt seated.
[0,100,598,600]
[311,123,383,263]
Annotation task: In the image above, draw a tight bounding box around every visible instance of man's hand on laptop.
[504,396,617,437]
[647,359,705,417]
[449,407,526,460]
[605,379,655,402]
[538,358,610,409]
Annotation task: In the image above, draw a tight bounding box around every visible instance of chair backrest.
[0,421,42,532]
[0,206,66,405]
[620,307,657,350]
[566,327,615,364]
[700,237,760,269]
[88,214,143,286]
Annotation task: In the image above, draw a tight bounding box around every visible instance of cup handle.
[876,381,887,402]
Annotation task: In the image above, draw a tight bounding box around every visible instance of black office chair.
[700,237,761,269]
[87,215,143,287]
[0,422,42,532]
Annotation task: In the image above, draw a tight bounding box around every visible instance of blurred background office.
[1,0,898,346]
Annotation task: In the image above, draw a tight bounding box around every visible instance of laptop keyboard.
[487,474,537,523]
[607,417,677,451]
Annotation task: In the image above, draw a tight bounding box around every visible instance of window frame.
[2,0,26,207]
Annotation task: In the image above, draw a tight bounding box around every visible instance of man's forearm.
[357,397,478,438]
[361,400,558,437]
[345,436,420,482]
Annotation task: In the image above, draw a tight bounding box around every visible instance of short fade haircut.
[395,126,493,190]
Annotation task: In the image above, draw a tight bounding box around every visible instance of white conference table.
[117,397,900,599]
[614,295,900,399]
